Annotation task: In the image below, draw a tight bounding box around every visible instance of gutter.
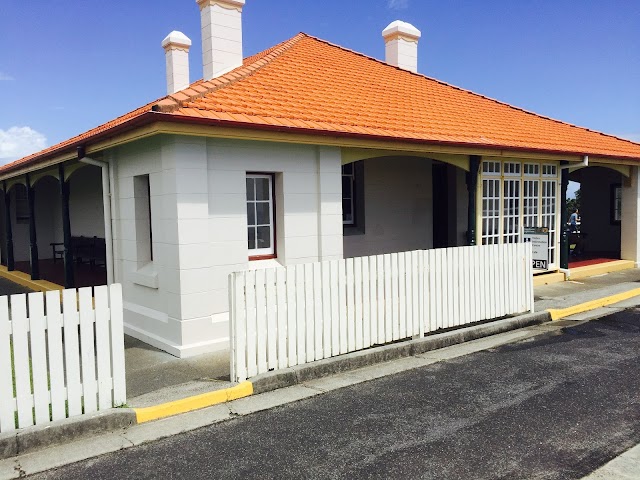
[78,154,115,286]
[1,110,638,180]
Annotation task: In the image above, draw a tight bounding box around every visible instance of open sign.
[524,227,550,270]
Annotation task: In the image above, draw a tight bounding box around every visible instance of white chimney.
[162,31,192,94]
[196,0,245,81]
[382,20,421,73]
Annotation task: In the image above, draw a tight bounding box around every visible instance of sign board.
[523,227,549,270]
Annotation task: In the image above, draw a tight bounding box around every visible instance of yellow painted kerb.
[547,287,640,321]
[134,381,254,423]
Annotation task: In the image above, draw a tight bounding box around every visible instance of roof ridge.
[154,33,308,114]
[301,33,640,150]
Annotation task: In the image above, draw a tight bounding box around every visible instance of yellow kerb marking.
[547,287,640,321]
[134,381,254,424]
[0,265,63,292]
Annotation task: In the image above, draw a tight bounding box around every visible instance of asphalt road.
[0,276,31,296]
[31,310,640,479]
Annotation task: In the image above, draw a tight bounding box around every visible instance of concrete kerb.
[0,409,136,461]
[252,310,551,395]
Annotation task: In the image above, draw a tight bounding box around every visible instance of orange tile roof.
[4,32,640,175]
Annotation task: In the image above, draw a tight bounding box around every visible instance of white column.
[621,166,640,266]
[317,147,344,261]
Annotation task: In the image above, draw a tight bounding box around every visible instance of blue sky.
[0,0,638,170]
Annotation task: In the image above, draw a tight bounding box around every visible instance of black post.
[26,174,40,280]
[59,164,75,288]
[467,155,481,246]
[560,162,569,269]
[3,182,14,271]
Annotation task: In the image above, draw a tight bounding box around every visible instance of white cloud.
[0,127,47,165]
[387,0,409,10]
[0,72,14,81]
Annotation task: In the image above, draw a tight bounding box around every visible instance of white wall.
[111,135,343,358]
[343,156,433,258]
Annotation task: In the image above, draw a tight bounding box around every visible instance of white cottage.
[2,0,640,357]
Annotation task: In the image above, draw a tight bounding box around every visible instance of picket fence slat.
[286,267,297,367]
[304,264,314,363]
[354,257,363,351]
[296,265,306,364]
[255,269,267,374]
[266,269,278,371]
[329,261,340,357]
[95,286,113,411]
[79,288,98,414]
[362,258,371,349]
[313,263,323,360]
[109,284,126,406]
[29,294,49,425]
[276,269,287,369]
[0,297,14,432]
[12,295,33,428]
[376,255,385,344]
[230,244,535,382]
[320,262,331,360]
[368,256,377,346]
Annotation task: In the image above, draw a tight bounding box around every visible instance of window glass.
[342,164,355,225]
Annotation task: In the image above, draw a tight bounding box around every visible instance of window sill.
[247,258,282,270]
[130,263,158,289]
[343,226,365,236]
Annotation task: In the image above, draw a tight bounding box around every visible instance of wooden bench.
[50,236,106,269]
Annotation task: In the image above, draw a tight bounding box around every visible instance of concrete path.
[581,444,640,479]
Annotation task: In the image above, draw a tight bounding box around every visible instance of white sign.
[523,227,549,270]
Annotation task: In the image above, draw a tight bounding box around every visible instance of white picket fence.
[0,284,126,433]
[229,243,533,382]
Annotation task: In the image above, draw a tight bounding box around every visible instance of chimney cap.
[382,20,421,41]
[196,0,245,10]
[162,30,192,50]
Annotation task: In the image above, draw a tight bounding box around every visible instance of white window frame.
[246,174,275,258]
[480,159,560,270]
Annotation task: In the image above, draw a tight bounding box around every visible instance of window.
[481,159,559,268]
[246,174,275,258]
[342,162,365,233]
[133,174,153,264]
[611,184,622,224]
[15,184,29,225]
[542,164,557,177]
[482,161,501,175]
[524,163,539,176]
[342,164,355,225]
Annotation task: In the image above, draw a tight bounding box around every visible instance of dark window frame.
[342,161,365,236]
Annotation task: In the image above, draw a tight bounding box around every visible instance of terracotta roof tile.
[4,32,640,176]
